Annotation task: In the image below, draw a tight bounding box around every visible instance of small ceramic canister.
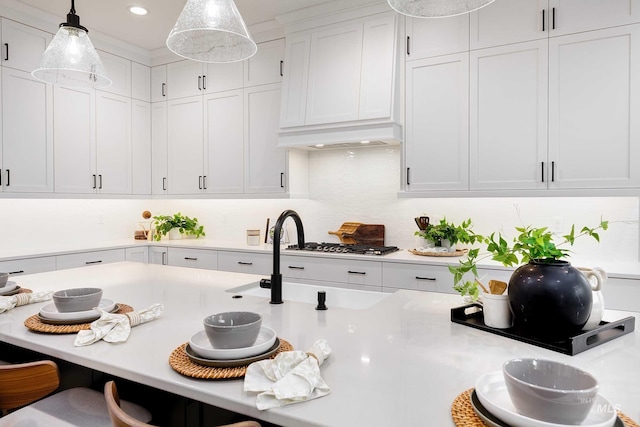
[483,292,513,329]
[247,230,261,246]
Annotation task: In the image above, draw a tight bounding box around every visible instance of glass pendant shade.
[166,0,257,63]
[387,0,496,18]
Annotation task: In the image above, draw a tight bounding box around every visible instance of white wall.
[0,146,637,263]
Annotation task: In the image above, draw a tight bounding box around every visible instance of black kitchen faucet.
[270,209,305,304]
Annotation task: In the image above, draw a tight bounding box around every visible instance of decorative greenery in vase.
[153,213,205,241]
[449,218,609,301]
[415,218,483,248]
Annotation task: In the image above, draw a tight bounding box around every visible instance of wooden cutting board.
[342,224,385,246]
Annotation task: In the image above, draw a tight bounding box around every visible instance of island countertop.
[1,262,638,426]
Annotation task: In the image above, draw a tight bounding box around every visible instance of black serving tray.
[451,303,636,356]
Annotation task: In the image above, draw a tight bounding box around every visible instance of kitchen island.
[1,262,638,426]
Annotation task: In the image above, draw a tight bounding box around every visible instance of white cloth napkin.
[74,303,164,346]
[0,291,52,314]
[244,339,331,410]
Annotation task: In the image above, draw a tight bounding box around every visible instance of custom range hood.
[277,120,402,150]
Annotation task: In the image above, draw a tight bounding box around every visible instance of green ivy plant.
[415,218,483,246]
[449,219,609,301]
[153,213,205,241]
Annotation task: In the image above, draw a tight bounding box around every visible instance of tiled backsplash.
[0,147,637,262]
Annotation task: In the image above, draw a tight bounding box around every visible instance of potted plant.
[415,218,482,251]
[449,219,609,338]
[152,213,205,241]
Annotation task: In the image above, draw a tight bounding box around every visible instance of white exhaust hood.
[277,121,402,150]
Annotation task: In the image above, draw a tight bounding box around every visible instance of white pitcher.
[579,267,607,331]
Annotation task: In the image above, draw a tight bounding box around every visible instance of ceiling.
[15,0,372,51]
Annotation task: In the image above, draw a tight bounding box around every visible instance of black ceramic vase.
[508,259,592,340]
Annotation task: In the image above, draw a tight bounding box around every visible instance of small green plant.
[153,212,205,241]
[415,218,483,247]
[449,218,609,301]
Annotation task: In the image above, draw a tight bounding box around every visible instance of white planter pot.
[168,228,182,240]
[482,292,512,329]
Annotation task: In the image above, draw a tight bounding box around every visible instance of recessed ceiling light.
[128,6,148,16]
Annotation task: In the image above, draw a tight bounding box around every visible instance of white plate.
[39,298,116,321]
[0,282,18,295]
[475,371,617,427]
[189,326,276,360]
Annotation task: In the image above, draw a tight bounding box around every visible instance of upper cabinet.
[97,51,131,97]
[151,65,167,102]
[244,38,285,87]
[406,13,469,60]
[131,62,151,102]
[279,11,399,129]
[165,60,243,100]
[0,18,51,72]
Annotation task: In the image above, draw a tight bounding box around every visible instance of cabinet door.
[151,65,167,102]
[549,0,640,37]
[279,34,310,128]
[167,247,218,270]
[204,90,244,193]
[132,100,151,195]
[1,18,51,72]
[167,96,203,194]
[149,246,168,265]
[549,25,640,189]
[151,102,168,194]
[167,60,203,99]
[244,84,286,194]
[132,62,151,102]
[305,22,363,124]
[125,247,148,263]
[469,0,547,49]
[382,263,451,292]
[406,14,469,60]
[98,51,132,98]
[281,255,382,287]
[56,249,126,270]
[54,86,96,194]
[96,92,132,194]
[0,256,57,276]
[360,13,396,120]
[1,68,53,193]
[204,62,243,92]
[245,38,285,87]
[218,251,272,275]
[470,41,548,190]
[405,53,469,191]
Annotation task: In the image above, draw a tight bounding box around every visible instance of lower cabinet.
[125,247,148,264]
[281,255,382,291]
[149,246,168,265]
[0,256,57,276]
[167,247,218,270]
[217,251,272,275]
[56,249,126,270]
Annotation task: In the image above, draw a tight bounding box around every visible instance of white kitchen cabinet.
[0,256,56,276]
[244,38,284,87]
[1,68,53,193]
[125,246,148,263]
[406,14,469,60]
[279,34,310,128]
[167,96,204,195]
[167,247,218,270]
[404,53,469,191]
[131,62,151,102]
[244,84,286,194]
[382,263,452,293]
[56,249,126,271]
[204,90,244,194]
[166,60,243,100]
[204,61,244,93]
[132,100,151,195]
[151,102,168,194]
[217,251,272,275]
[602,277,640,312]
[149,246,168,265]
[548,0,640,37]
[151,65,167,102]
[281,255,382,289]
[548,25,640,189]
[469,40,548,190]
[98,50,131,98]
[95,92,132,194]
[1,18,51,73]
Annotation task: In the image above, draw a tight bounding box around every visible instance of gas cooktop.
[286,242,400,256]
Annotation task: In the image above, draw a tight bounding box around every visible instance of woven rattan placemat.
[24,304,133,334]
[169,339,293,380]
[409,248,468,257]
[451,388,639,427]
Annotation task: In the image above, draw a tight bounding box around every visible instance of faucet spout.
[271,209,305,304]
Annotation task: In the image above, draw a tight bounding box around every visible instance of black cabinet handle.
[161,252,167,265]
[238,261,253,266]
[198,76,202,91]
[203,175,207,190]
[5,169,9,187]
[288,266,305,270]
[541,162,545,183]
[185,257,198,261]
[542,9,546,31]
[199,175,203,190]
[280,172,284,188]
[202,75,207,90]
[162,177,167,191]
[98,174,103,189]
[279,60,284,77]
[552,7,556,30]
[416,276,436,281]
[0,169,2,186]
[406,36,411,56]
[406,167,411,186]
[161,82,166,97]
[348,271,366,275]
[3,43,7,61]
[9,270,24,275]
[93,174,97,189]
[85,260,102,265]
[551,161,555,182]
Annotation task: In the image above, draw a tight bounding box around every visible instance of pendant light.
[32,0,111,88]
[166,0,257,63]
[387,0,496,18]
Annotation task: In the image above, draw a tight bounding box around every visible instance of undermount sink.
[227,281,390,310]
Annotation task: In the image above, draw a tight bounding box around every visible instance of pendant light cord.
[70,0,76,14]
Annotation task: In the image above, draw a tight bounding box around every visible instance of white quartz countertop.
[2,262,638,426]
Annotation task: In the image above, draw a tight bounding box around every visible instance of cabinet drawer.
[281,255,382,287]
[382,263,453,293]
[0,256,57,276]
[217,251,271,276]
[603,277,640,312]
[56,249,125,270]
[167,248,218,270]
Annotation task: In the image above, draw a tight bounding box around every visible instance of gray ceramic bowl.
[503,358,599,425]
[0,272,8,288]
[203,311,262,349]
[52,288,103,313]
